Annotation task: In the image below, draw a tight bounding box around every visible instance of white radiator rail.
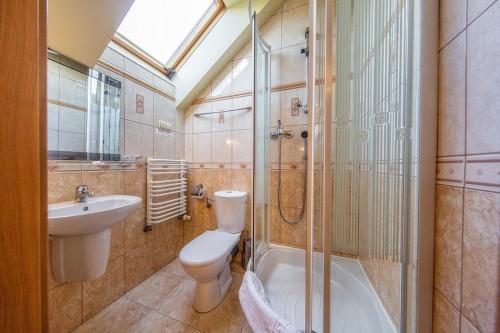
[147,158,187,225]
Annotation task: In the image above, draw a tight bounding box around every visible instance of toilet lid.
[179,230,240,267]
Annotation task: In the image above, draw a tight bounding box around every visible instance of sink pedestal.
[52,228,111,282]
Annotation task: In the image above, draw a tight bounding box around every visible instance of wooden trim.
[0,0,47,331]
[169,2,226,71]
[97,59,176,102]
[111,34,168,75]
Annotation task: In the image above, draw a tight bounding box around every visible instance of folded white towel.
[239,271,303,333]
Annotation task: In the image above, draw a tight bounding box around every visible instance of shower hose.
[277,133,307,224]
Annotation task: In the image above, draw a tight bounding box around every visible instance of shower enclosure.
[250,0,437,332]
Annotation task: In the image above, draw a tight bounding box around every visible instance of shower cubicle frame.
[250,0,437,331]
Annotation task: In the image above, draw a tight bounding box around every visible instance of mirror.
[47,51,122,160]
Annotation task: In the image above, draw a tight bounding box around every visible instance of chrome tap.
[75,185,95,202]
[271,120,294,139]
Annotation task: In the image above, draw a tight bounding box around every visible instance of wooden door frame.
[0,0,48,331]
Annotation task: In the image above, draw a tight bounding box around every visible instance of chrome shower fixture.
[270,120,294,139]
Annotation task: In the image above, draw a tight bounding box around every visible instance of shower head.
[301,130,308,139]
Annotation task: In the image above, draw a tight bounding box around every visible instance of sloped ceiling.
[48,0,134,67]
[174,0,283,110]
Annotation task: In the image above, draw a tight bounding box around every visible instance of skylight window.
[116,0,219,67]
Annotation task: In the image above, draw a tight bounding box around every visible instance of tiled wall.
[47,45,185,333]
[183,0,310,257]
[433,1,500,332]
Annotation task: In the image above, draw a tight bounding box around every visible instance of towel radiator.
[146,158,187,226]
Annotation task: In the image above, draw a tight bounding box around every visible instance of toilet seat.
[179,230,240,267]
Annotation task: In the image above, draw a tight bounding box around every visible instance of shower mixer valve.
[270,120,294,139]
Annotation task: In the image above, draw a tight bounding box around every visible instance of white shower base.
[254,245,397,333]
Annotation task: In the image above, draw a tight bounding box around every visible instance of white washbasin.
[48,195,141,236]
[48,195,141,282]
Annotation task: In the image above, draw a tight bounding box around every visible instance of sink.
[49,195,141,235]
[48,195,141,282]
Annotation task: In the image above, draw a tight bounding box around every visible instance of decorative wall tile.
[436,157,465,187]
[465,154,500,193]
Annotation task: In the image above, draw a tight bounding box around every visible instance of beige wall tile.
[232,96,253,131]
[379,261,401,327]
[211,63,233,97]
[82,256,125,321]
[48,172,82,204]
[49,282,82,333]
[438,33,466,156]
[191,103,212,133]
[125,241,155,291]
[192,133,212,163]
[211,99,233,132]
[281,44,306,84]
[153,128,174,159]
[153,93,174,126]
[280,208,305,246]
[466,2,500,154]
[261,13,282,50]
[125,208,151,252]
[124,120,154,157]
[282,0,308,12]
[462,189,500,332]
[460,315,480,333]
[82,170,124,196]
[153,221,177,270]
[280,87,308,126]
[433,290,460,333]
[281,4,308,48]
[231,130,252,163]
[468,0,496,23]
[232,57,251,93]
[211,169,232,193]
[439,0,467,47]
[109,221,125,260]
[124,170,146,208]
[434,185,463,308]
[211,131,232,164]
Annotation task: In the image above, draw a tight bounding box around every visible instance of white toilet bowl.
[179,230,240,312]
[179,190,247,312]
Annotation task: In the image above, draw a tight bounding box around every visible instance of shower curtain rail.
[193,106,252,117]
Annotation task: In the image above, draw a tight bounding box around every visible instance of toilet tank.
[214,190,247,234]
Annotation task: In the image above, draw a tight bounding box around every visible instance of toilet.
[179,190,247,312]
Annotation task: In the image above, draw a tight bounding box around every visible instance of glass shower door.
[251,12,271,270]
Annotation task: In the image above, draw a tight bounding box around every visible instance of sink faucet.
[75,185,95,202]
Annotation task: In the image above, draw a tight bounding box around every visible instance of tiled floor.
[74,259,253,333]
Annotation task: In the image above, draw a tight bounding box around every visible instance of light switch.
[158,120,172,131]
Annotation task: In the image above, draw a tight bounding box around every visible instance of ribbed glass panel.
[333,0,413,328]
